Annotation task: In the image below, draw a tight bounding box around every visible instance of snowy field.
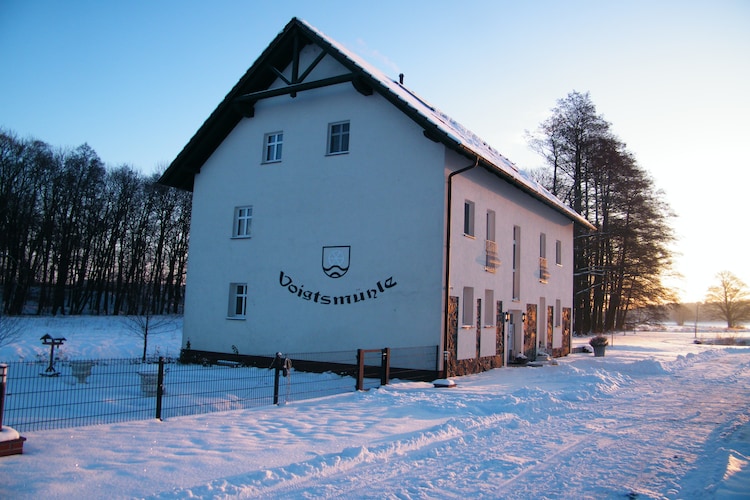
[1,317,749,499]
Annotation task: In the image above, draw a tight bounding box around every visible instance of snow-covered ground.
[1,317,749,499]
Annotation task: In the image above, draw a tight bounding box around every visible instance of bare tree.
[1,129,191,317]
[528,92,676,333]
[122,303,178,362]
[704,271,750,328]
[0,249,23,348]
[0,315,23,349]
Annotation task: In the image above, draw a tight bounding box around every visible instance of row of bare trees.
[0,129,191,317]
[528,92,676,333]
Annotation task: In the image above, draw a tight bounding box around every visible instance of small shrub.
[589,335,609,347]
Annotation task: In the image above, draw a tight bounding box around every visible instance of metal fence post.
[356,349,364,391]
[273,359,281,405]
[380,348,390,386]
[155,357,164,420]
[0,364,7,431]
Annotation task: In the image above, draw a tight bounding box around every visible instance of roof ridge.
[160,17,594,229]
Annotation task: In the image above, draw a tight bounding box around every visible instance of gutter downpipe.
[442,157,479,379]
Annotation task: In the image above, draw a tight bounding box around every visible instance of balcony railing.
[485,240,500,272]
[539,257,550,283]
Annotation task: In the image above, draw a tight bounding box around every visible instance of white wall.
[446,158,574,359]
[182,43,575,368]
[183,59,447,362]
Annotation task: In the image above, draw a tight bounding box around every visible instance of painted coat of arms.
[322,245,350,278]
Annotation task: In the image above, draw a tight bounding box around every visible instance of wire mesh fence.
[3,358,163,431]
[1,345,438,433]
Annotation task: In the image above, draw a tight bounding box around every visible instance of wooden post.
[356,349,364,391]
[380,348,390,386]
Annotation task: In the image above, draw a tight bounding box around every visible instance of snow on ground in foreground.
[0,318,749,499]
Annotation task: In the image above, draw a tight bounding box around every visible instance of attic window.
[327,121,350,155]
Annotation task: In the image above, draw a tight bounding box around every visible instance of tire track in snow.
[252,412,549,499]
[566,350,750,499]
[147,349,750,499]
[148,413,520,499]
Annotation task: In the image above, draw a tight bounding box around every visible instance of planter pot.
[137,371,162,396]
[592,345,606,357]
[70,361,94,384]
[0,427,26,457]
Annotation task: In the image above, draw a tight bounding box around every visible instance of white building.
[159,18,594,377]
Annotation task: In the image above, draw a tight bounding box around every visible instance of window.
[327,121,350,154]
[555,240,562,266]
[555,299,561,327]
[484,289,495,326]
[462,287,474,325]
[512,226,521,300]
[233,206,253,238]
[486,210,496,242]
[263,132,283,163]
[464,200,475,237]
[539,233,546,259]
[228,283,248,319]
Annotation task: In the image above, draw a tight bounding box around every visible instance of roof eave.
[158,17,597,233]
[158,18,308,191]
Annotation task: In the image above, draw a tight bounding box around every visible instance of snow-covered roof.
[160,17,593,229]
[299,19,591,228]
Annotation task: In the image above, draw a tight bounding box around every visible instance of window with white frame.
[462,287,474,326]
[464,200,475,237]
[263,132,283,163]
[555,240,562,266]
[228,283,248,319]
[232,206,253,238]
[327,121,350,154]
[555,298,562,327]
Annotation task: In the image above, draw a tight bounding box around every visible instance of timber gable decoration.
[233,30,374,118]
[160,17,593,232]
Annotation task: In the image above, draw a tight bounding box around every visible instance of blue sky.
[1,0,748,302]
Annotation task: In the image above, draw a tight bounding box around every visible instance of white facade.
[185,86,446,361]
[161,18,590,375]
[448,162,574,364]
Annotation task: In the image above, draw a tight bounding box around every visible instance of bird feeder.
[40,334,66,377]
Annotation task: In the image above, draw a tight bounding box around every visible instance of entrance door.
[507,322,515,363]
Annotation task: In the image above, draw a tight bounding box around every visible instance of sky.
[1,317,749,498]
[1,0,748,302]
